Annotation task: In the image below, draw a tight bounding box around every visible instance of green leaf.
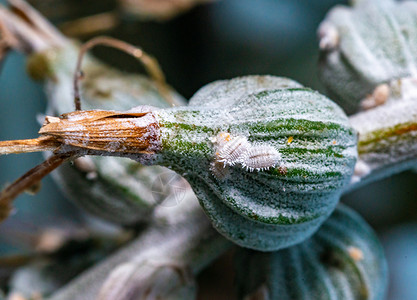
[235,204,388,300]
[319,0,417,113]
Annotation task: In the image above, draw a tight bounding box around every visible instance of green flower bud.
[151,76,357,251]
[318,0,417,113]
[235,205,388,300]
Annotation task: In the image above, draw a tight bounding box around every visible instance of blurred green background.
[1,0,417,299]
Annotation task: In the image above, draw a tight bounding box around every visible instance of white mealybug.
[212,133,281,177]
[216,135,250,166]
[240,145,281,172]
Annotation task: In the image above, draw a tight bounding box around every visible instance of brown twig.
[73,36,174,111]
[0,153,73,223]
[0,108,162,223]
[0,0,66,55]
[0,6,51,53]
[59,12,119,38]
[7,0,66,46]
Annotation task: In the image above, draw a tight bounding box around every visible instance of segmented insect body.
[216,135,250,166]
[240,145,281,172]
[212,132,282,178]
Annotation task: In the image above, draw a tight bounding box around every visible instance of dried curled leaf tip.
[0,108,162,157]
[39,109,162,155]
[0,107,163,223]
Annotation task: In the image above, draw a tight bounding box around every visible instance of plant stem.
[346,97,417,193]
[73,36,173,110]
[49,193,232,300]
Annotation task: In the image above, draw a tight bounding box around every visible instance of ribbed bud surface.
[235,205,388,300]
[154,76,357,250]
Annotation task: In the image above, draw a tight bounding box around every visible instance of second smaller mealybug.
[240,145,281,172]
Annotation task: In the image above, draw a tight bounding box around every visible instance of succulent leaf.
[235,205,388,300]
[152,76,357,251]
[318,0,417,113]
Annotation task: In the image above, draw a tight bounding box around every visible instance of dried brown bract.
[0,108,162,223]
[40,109,161,155]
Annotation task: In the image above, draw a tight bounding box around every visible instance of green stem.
[345,97,417,193]
[49,191,232,300]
